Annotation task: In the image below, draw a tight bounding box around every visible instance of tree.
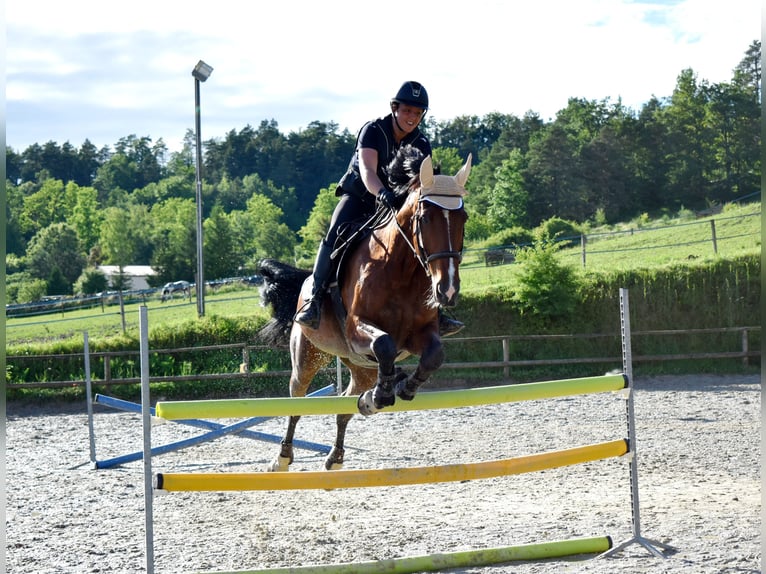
[431,147,464,176]
[239,194,296,264]
[20,178,67,237]
[524,123,583,224]
[149,198,197,283]
[203,205,242,280]
[5,182,26,256]
[486,149,529,231]
[297,185,339,258]
[25,223,86,285]
[73,267,108,296]
[100,206,138,268]
[67,182,103,253]
[660,68,711,208]
[46,266,70,296]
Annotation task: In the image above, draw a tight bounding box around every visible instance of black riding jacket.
[337,114,432,199]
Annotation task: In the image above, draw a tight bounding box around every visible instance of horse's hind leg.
[268,414,300,472]
[266,329,330,472]
[324,413,351,470]
[326,366,377,469]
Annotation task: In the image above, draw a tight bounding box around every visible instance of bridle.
[391,192,465,277]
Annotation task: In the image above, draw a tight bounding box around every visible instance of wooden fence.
[6,326,759,390]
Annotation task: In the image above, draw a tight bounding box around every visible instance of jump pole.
[91,388,333,469]
[598,288,676,558]
[155,374,627,420]
[197,536,614,574]
[155,439,628,492]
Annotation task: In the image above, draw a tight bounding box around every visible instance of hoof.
[265,455,291,472]
[395,372,418,401]
[324,446,345,470]
[357,390,379,416]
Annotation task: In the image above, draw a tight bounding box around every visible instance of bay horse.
[258,146,471,471]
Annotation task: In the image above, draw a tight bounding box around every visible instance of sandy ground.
[5,374,761,574]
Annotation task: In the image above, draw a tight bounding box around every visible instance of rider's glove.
[377,187,397,210]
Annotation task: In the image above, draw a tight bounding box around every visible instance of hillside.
[460,200,760,295]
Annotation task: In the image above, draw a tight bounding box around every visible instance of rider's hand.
[377,188,397,210]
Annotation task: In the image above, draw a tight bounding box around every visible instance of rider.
[294,80,464,337]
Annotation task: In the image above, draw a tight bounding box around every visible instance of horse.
[161,280,191,302]
[258,146,471,472]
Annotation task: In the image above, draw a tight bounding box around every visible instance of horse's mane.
[385,145,441,195]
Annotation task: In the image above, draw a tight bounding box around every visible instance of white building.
[97,265,157,291]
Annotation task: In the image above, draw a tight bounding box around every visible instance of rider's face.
[395,104,425,133]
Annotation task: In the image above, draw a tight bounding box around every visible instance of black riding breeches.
[326,192,376,250]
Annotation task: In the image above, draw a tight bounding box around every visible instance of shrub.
[486,226,535,249]
[74,267,109,296]
[512,241,581,322]
[534,216,582,247]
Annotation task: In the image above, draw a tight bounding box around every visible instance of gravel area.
[6,374,761,573]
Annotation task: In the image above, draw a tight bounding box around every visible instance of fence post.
[710,220,718,254]
[741,328,749,366]
[502,338,510,378]
[104,354,112,384]
[118,291,127,333]
[240,344,249,374]
[581,234,587,268]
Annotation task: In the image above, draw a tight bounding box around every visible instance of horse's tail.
[257,258,310,346]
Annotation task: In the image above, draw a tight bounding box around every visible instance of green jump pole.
[155,374,627,420]
[196,536,613,574]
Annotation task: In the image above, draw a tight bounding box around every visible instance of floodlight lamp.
[192,60,214,82]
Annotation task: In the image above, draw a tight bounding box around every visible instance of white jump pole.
[140,307,155,574]
[84,331,97,464]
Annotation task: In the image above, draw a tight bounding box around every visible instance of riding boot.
[438,309,465,337]
[294,240,334,329]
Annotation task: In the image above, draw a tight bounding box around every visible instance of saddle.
[327,207,392,328]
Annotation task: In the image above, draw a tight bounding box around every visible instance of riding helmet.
[391,81,429,110]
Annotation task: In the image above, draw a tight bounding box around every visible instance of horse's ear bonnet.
[419,154,472,210]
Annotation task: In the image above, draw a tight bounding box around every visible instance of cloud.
[6,0,760,152]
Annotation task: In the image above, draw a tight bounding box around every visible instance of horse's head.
[410,153,471,308]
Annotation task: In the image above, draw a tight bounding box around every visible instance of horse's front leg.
[396,334,444,401]
[350,321,404,416]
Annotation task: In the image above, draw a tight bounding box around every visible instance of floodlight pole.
[192,60,213,317]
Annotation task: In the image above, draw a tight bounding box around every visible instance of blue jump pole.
[93,385,334,469]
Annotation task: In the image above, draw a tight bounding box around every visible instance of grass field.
[459,201,760,295]
[5,290,269,349]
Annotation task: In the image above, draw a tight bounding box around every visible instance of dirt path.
[6,374,761,573]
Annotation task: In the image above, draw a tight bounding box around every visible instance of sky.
[6,0,762,154]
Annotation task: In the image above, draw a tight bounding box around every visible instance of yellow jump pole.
[155,374,627,420]
[197,536,613,574]
[155,439,627,492]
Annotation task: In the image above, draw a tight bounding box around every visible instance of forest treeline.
[5,41,760,304]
